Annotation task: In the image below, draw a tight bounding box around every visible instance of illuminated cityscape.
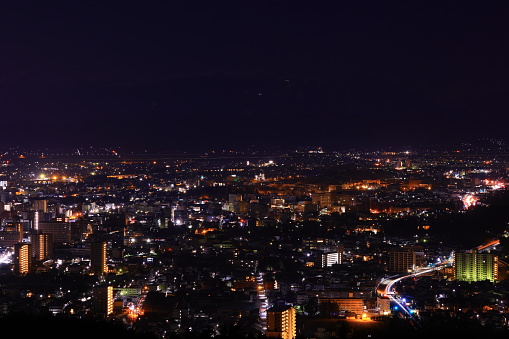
[3,2,509,339]
[0,144,506,338]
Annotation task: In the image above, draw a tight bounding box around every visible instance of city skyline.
[0,131,507,337]
[1,3,509,337]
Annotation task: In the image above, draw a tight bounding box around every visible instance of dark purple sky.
[1,2,509,152]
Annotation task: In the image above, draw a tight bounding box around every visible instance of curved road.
[376,265,447,322]
[376,239,500,321]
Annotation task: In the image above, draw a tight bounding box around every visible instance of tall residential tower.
[454,251,498,282]
[265,305,296,339]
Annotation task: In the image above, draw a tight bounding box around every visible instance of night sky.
[2,2,509,152]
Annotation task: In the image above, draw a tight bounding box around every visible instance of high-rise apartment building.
[90,241,108,275]
[14,243,32,275]
[265,305,296,339]
[454,251,498,282]
[38,221,71,246]
[93,285,113,318]
[388,251,416,273]
[31,232,53,261]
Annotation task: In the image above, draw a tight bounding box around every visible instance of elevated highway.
[376,261,452,325]
[376,238,500,322]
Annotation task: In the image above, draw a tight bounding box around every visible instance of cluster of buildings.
[0,146,507,337]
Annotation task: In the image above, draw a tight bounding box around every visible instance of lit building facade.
[454,252,498,282]
[90,241,108,274]
[266,305,296,339]
[93,285,114,318]
[14,243,32,275]
[31,232,53,261]
[377,297,391,315]
[319,252,340,268]
[319,298,365,317]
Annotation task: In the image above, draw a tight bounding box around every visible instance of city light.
[1,143,508,337]
[462,194,477,209]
